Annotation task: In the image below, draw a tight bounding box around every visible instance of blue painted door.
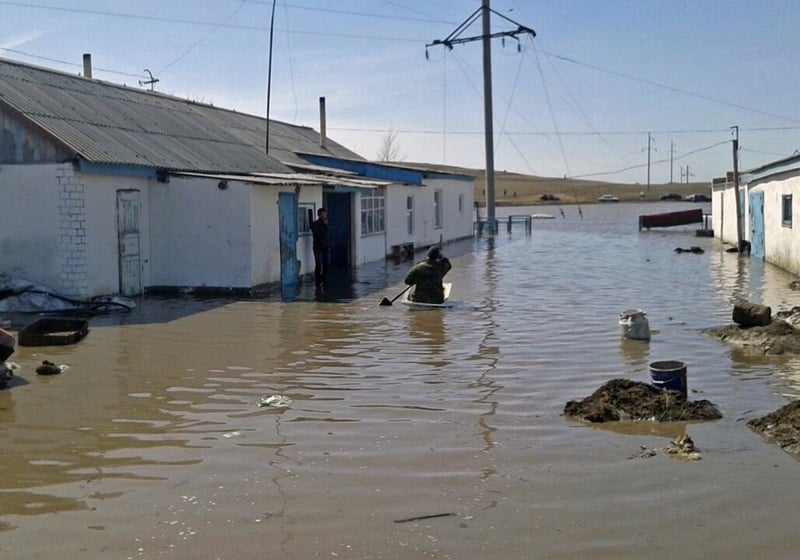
[749,191,765,260]
[278,192,298,295]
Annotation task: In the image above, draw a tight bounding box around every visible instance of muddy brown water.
[2,202,800,559]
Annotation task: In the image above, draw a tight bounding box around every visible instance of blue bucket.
[649,360,687,399]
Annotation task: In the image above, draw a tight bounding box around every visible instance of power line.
[532,46,570,176]
[327,125,800,137]
[542,49,800,125]
[245,0,454,24]
[0,47,144,79]
[156,0,248,77]
[0,0,447,33]
[570,140,729,179]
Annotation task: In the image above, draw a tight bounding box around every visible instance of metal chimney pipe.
[319,96,327,149]
[82,53,92,79]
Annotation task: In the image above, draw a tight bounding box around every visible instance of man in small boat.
[404,247,451,304]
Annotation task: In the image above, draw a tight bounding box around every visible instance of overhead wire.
[532,46,570,177]
[0,47,145,79]
[156,1,248,77]
[6,0,795,181]
[494,42,538,175]
[533,39,633,165]
[281,0,299,122]
[530,47,583,214]
[440,44,540,176]
[545,50,800,125]
[571,140,730,179]
[0,0,450,28]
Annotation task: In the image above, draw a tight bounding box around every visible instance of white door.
[116,190,142,296]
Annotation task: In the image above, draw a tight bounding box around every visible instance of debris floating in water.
[258,394,292,408]
[36,360,67,376]
[393,512,456,523]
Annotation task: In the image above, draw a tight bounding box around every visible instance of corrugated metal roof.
[173,170,391,190]
[0,57,365,174]
[740,153,800,185]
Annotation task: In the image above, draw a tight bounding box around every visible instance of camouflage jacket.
[404,257,451,303]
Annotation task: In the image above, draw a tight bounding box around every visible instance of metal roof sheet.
[173,170,391,190]
[0,57,365,173]
[740,153,800,185]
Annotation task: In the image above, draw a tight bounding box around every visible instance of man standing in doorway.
[310,207,331,286]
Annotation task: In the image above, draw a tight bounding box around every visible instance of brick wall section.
[56,165,88,298]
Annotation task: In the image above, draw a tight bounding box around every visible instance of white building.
[712,154,800,274]
[0,57,474,298]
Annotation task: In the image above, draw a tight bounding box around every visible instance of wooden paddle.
[380,285,411,306]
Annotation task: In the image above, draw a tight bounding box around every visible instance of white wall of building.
[0,163,62,288]
[248,183,281,286]
[383,176,474,257]
[385,185,422,251]
[712,180,738,246]
[248,184,323,285]
[149,175,253,288]
[351,191,387,265]
[434,176,475,241]
[2,163,473,297]
[83,172,152,296]
[1,164,153,298]
[756,176,800,275]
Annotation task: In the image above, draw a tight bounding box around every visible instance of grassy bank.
[406,163,712,206]
[474,170,710,206]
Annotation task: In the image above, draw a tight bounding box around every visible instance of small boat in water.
[401,283,453,308]
[18,317,89,346]
[0,327,14,362]
[638,208,703,230]
[531,213,555,219]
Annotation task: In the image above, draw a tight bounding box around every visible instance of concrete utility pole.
[427,1,535,234]
[481,0,496,230]
[732,125,744,252]
[646,133,652,194]
[670,141,674,183]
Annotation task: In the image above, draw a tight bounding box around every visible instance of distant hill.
[402,162,711,206]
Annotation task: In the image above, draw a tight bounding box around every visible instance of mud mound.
[564,378,722,423]
[705,319,800,355]
[748,400,800,455]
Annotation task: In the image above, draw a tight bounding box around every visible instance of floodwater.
[2,202,800,559]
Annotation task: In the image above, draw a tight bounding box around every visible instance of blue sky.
[1,0,799,184]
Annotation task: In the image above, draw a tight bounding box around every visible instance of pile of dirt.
[748,400,800,455]
[564,378,722,423]
[705,319,800,355]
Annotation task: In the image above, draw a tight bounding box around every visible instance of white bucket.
[618,309,650,341]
